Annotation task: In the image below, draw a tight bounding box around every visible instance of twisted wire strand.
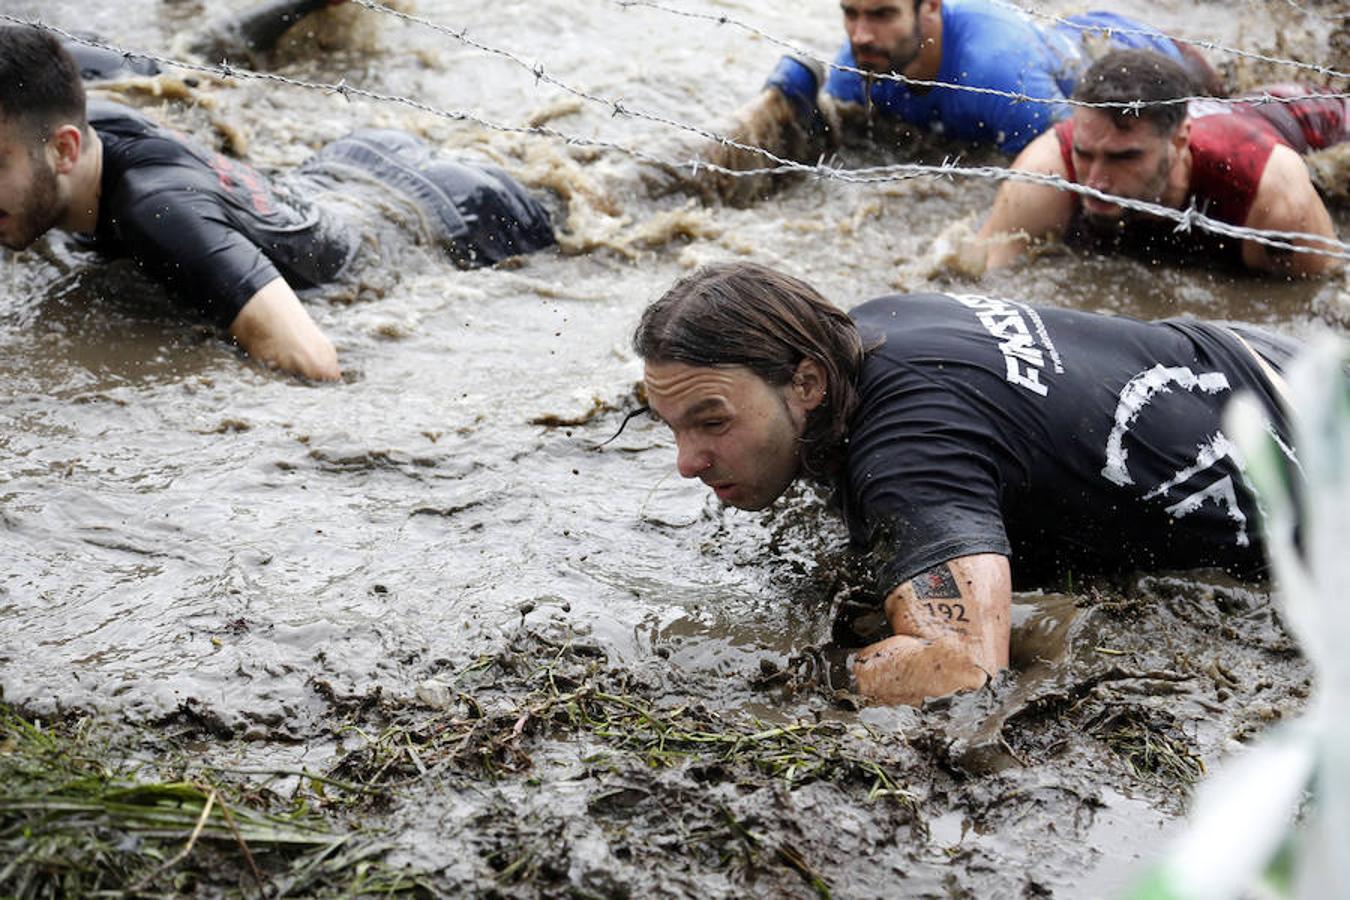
[6,13,1350,262]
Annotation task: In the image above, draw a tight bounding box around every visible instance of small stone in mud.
[415,678,454,710]
[832,690,863,711]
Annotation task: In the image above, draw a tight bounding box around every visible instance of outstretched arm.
[977,130,1077,271]
[852,553,1011,706]
[1242,145,1343,277]
[229,276,340,381]
[657,55,836,206]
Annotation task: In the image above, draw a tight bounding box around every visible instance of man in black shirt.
[0,25,555,380]
[633,261,1298,705]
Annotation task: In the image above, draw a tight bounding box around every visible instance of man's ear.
[1172,119,1191,156]
[792,358,828,411]
[49,124,84,175]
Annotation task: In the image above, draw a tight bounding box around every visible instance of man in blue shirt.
[700,0,1217,201]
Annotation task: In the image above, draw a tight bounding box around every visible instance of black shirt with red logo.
[81,102,556,327]
[840,293,1295,589]
[84,101,357,326]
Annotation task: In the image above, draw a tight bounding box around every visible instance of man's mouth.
[853,47,888,69]
[709,482,737,500]
[1082,197,1124,218]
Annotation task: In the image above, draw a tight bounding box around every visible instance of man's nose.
[1085,161,1111,191]
[847,17,873,45]
[676,438,711,479]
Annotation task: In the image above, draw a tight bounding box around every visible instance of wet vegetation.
[0,703,420,897]
[2,570,1313,898]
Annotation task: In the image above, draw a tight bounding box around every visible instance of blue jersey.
[767,0,1184,154]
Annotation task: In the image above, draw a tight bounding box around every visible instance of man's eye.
[701,419,727,431]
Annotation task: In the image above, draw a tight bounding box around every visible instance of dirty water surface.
[1,0,1346,896]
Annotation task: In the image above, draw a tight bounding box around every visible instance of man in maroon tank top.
[976,49,1346,277]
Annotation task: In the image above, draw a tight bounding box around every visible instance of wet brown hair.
[632,261,866,478]
[1072,49,1195,135]
[0,26,87,143]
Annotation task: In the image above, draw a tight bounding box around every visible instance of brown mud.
[0,0,1343,896]
[2,565,1310,897]
[2,490,1313,897]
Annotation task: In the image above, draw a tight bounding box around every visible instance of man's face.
[644,361,810,511]
[841,0,923,74]
[0,124,62,251]
[1069,109,1178,229]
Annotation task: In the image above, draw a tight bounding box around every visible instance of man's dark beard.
[853,20,923,75]
[3,152,62,251]
[1082,209,1129,235]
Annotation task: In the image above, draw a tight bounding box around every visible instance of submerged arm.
[666,55,835,206]
[229,276,340,381]
[1242,145,1343,277]
[852,554,1012,706]
[977,130,1076,271]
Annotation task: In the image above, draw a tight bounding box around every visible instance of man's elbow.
[851,633,996,707]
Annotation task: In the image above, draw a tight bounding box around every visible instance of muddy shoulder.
[1,574,1309,898]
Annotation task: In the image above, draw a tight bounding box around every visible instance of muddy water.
[1,0,1346,895]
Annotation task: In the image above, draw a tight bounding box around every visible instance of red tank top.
[1054,112,1286,227]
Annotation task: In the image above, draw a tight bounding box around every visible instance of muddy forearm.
[852,633,991,706]
[852,554,1012,706]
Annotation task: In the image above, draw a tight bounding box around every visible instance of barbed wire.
[7,13,1350,263]
[612,0,1350,104]
[345,0,806,162]
[998,0,1350,80]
